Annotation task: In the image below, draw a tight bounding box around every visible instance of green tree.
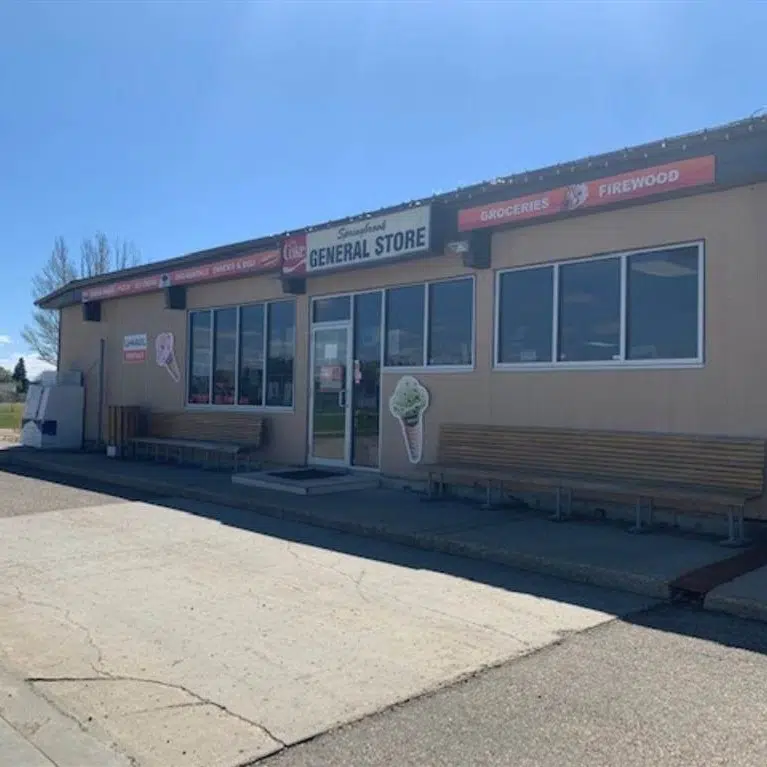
[0,366,11,384]
[12,357,28,395]
[22,234,141,366]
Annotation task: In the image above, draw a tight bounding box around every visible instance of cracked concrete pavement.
[0,472,654,766]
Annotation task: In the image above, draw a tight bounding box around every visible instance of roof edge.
[36,113,767,310]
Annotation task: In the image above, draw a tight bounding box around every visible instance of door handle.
[338,390,346,409]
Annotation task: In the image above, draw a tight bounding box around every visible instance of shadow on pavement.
[1,459,765,658]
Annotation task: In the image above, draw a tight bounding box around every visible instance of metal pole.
[97,338,106,449]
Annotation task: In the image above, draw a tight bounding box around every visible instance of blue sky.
[1,0,765,377]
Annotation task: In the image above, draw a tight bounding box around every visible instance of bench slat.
[435,424,765,496]
[429,424,766,511]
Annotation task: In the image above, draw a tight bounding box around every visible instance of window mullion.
[619,255,628,361]
[262,303,269,408]
[422,283,429,366]
[697,245,705,361]
[551,265,560,363]
[208,310,215,406]
[234,307,241,407]
[381,290,388,367]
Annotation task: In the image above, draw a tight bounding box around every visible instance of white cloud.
[0,355,55,380]
[0,335,11,345]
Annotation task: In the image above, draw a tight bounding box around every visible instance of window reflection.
[498,268,554,363]
[558,258,621,362]
[188,311,212,404]
[313,296,351,323]
[352,292,382,468]
[212,308,237,404]
[627,246,699,360]
[266,301,295,407]
[385,285,425,367]
[428,278,473,366]
[238,304,264,406]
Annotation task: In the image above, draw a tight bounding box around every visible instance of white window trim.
[382,274,476,373]
[185,299,297,410]
[493,240,705,371]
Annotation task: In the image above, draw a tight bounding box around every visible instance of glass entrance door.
[310,325,351,465]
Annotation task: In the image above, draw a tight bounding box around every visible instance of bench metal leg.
[480,481,496,510]
[629,496,654,534]
[550,487,572,521]
[421,473,445,502]
[722,506,749,547]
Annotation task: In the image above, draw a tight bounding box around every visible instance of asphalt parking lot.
[0,465,765,767]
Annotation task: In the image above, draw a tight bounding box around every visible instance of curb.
[703,593,767,624]
[4,453,674,602]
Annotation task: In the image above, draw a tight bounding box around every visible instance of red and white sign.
[319,364,343,392]
[82,249,281,302]
[458,155,716,232]
[282,234,308,276]
[123,333,148,363]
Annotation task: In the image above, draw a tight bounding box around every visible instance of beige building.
[41,117,767,515]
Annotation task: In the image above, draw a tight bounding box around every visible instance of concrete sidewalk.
[704,565,767,623]
[0,665,132,767]
[0,447,761,608]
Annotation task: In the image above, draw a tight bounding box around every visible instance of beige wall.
[59,275,307,464]
[59,183,767,503]
[376,183,767,480]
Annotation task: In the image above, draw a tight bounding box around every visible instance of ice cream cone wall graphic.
[155,332,181,383]
[388,376,430,464]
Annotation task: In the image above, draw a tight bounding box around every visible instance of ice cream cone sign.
[155,332,181,383]
[388,376,430,464]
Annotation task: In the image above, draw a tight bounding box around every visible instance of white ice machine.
[21,370,85,450]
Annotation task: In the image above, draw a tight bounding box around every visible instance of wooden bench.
[131,412,266,472]
[423,423,766,546]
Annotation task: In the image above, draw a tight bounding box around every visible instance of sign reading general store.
[282,206,431,275]
[458,155,716,232]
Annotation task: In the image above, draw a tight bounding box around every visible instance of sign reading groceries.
[282,206,431,275]
[123,333,148,363]
[82,249,281,302]
[458,155,716,232]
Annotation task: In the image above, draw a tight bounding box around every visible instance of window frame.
[185,298,296,412]
[493,240,705,371]
[380,275,476,373]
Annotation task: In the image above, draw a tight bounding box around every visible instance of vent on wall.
[82,301,101,322]
[164,285,187,310]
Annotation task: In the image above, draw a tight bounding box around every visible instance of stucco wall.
[58,183,767,514]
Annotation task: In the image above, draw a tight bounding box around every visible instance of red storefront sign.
[458,155,716,232]
[82,249,281,302]
[281,234,308,276]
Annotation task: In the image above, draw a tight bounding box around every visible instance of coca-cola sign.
[281,235,308,275]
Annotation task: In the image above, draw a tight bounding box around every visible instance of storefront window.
[212,308,237,404]
[238,304,265,406]
[383,279,475,368]
[427,278,473,366]
[352,292,382,468]
[497,267,554,364]
[188,311,212,404]
[557,258,621,362]
[266,300,295,407]
[187,300,295,408]
[626,246,700,360]
[495,242,703,368]
[313,295,351,323]
[385,285,425,367]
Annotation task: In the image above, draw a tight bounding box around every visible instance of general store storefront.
[43,117,767,513]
